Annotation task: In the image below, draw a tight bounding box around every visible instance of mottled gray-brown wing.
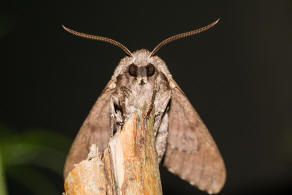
[63,89,113,178]
[164,87,226,194]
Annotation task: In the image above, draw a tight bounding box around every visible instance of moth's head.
[113,49,166,85]
[127,49,156,81]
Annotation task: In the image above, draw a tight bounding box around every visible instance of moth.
[63,19,226,194]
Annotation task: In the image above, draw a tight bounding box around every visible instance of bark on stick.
[64,110,162,195]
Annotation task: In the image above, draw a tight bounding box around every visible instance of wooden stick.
[64,109,162,195]
[63,145,109,195]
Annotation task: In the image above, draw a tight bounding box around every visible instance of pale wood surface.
[64,110,162,195]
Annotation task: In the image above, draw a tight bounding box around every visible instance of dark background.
[1,0,292,194]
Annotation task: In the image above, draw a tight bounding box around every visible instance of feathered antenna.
[150,19,220,56]
[62,25,133,56]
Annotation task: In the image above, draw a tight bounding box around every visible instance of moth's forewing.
[63,89,113,178]
[164,87,226,194]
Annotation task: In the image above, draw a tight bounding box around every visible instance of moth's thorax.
[115,66,170,116]
[111,48,172,128]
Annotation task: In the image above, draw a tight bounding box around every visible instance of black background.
[1,0,292,194]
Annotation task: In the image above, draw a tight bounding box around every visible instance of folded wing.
[164,87,226,194]
[63,89,113,178]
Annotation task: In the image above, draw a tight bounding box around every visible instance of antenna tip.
[62,24,68,31]
[214,18,220,25]
[62,25,74,34]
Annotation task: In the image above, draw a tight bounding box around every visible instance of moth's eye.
[146,63,155,77]
[128,64,138,77]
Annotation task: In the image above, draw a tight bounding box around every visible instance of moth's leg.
[153,91,171,131]
[120,86,131,98]
[145,89,157,119]
[120,86,131,119]
[154,91,171,162]
[110,95,117,135]
[110,94,123,135]
[156,112,169,163]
